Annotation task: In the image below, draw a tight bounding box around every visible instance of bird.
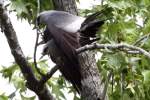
[37,10,105,93]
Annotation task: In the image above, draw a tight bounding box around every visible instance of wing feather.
[47,24,82,91]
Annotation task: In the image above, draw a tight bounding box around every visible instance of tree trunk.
[52,0,107,100]
[53,0,78,15]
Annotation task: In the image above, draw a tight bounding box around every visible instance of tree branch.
[102,70,112,100]
[33,0,46,76]
[0,1,55,100]
[76,43,150,59]
[133,33,150,46]
[34,29,45,76]
[40,65,59,85]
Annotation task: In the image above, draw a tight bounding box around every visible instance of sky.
[0,0,102,99]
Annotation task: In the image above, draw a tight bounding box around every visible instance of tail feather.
[81,11,103,27]
[80,20,104,37]
[81,6,111,27]
[79,19,104,46]
[79,7,112,46]
[59,58,82,93]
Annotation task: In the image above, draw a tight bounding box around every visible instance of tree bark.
[52,0,107,100]
[53,0,78,15]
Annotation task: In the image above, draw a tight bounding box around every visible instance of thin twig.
[76,43,150,59]
[102,70,112,100]
[119,47,142,54]
[40,65,59,85]
[34,29,45,76]
[34,0,45,76]
[34,0,59,82]
[133,33,150,46]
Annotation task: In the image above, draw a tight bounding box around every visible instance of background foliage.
[1,0,150,100]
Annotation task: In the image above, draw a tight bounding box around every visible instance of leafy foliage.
[96,0,150,100]
[78,0,150,100]
[1,0,150,100]
[9,0,54,24]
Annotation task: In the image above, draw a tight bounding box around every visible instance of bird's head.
[37,10,54,26]
[37,12,47,26]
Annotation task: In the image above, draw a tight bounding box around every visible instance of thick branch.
[76,43,150,59]
[0,1,55,100]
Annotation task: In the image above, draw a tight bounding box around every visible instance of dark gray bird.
[37,10,105,92]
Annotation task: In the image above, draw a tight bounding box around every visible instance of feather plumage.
[37,10,105,92]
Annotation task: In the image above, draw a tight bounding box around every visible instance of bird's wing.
[60,17,85,33]
[56,16,85,33]
[47,24,82,91]
[48,23,80,54]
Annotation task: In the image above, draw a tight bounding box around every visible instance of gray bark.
[52,0,107,100]
[79,52,105,100]
[53,0,78,15]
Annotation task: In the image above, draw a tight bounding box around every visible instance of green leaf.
[52,84,66,100]
[108,1,133,10]
[0,64,18,82]
[20,93,36,100]
[142,70,150,84]
[11,0,28,15]
[106,53,126,69]
[0,94,8,100]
